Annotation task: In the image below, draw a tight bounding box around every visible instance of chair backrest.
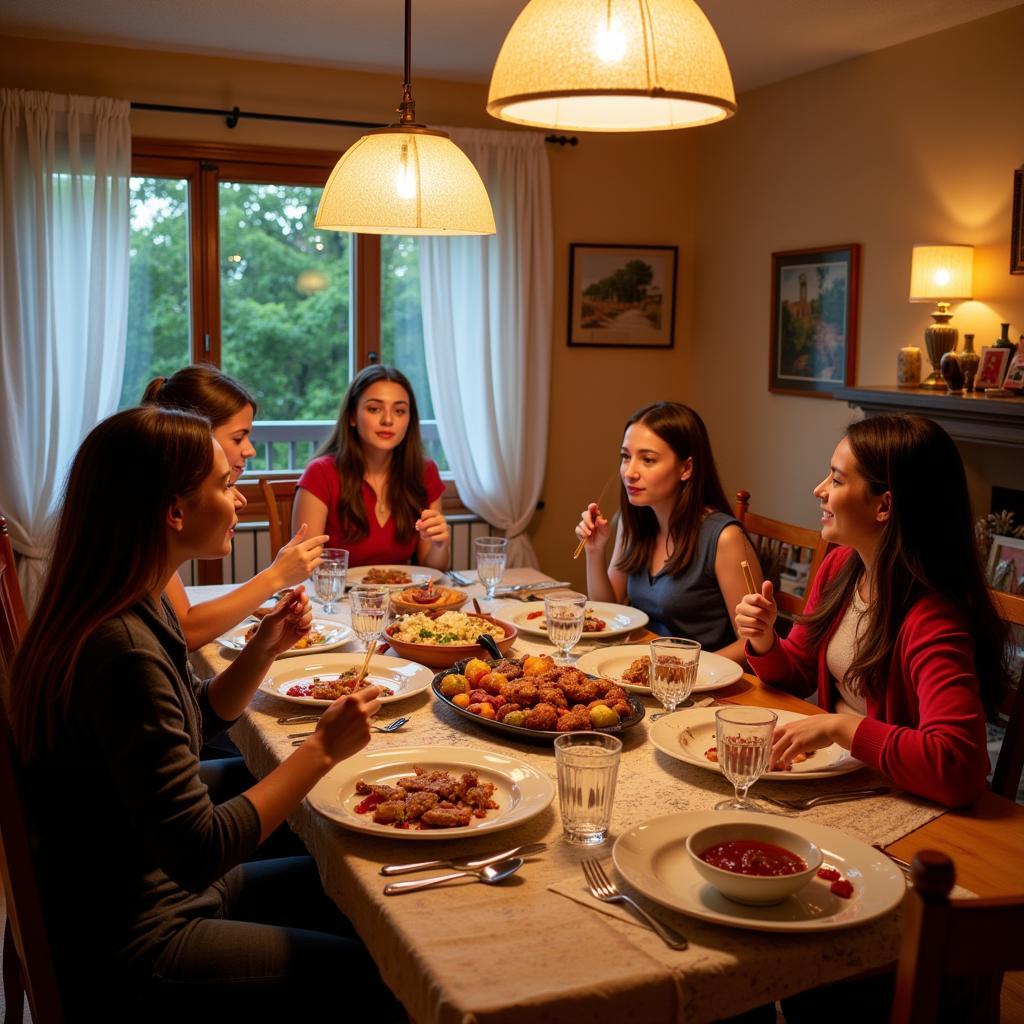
[259,478,298,558]
[733,491,829,617]
[990,589,1024,801]
[891,850,1024,1023]
[0,515,29,676]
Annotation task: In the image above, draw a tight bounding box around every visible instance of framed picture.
[568,243,678,348]
[1012,168,1023,275]
[976,346,1011,390]
[770,244,860,397]
[1003,349,1024,391]
[987,534,1024,593]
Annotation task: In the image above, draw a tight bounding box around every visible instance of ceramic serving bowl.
[685,820,822,905]
[389,585,469,617]
[384,612,518,670]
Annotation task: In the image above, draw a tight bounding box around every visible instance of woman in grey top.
[575,402,760,662]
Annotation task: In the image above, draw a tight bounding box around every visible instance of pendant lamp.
[487,0,736,133]
[315,0,495,236]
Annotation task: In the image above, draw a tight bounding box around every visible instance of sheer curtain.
[419,128,552,568]
[0,89,131,607]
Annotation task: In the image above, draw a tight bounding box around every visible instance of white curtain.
[420,128,552,568]
[0,89,131,608]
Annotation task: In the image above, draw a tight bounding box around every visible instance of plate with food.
[390,583,469,617]
[612,810,905,933]
[306,745,555,839]
[430,654,646,744]
[385,610,517,669]
[648,707,864,780]
[505,601,649,640]
[575,644,743,694]
[258,652,434,707]
[218,618,354,657]
[346,565,445,589]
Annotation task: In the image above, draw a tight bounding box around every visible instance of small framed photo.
[987,534,1024,592]
[976,346,1011,389]
[1002,349,1024,391]
[568,243,678,348]
[770,244,860,397]
[1012,168,1023,275]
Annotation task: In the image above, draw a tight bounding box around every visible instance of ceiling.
[0,0,1020,93]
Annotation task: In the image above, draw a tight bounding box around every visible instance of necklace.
[366,474,389,520]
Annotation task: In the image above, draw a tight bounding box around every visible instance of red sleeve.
[423,459,444,506]
[297,455,338,508]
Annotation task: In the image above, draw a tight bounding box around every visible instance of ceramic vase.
[940,351,964,394]
[960,334,980,392]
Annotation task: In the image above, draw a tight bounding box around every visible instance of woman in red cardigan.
[735,414,1006,808]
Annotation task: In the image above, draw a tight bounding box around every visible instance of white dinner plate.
[218,618,354,657]
[505,601,649,640]
[613,810,905,933]
[346,565,444,590]
[575,644,743,693]
[307,745,555,840]
[648,707,864,780]
[259,652,434,706]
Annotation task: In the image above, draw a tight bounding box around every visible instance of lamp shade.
[486,0,736,132]
[908,244,973,302]
[315,126,496,236]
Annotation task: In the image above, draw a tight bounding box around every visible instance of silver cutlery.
[277,713,321,725]
[581,858,688,950]
[872,844,914,878]
[380,841,547,877]
[288,716,409,744]
[493,581,570,594]
[383,856,523,895]
[757,785,890,812]
[446,570,472,586]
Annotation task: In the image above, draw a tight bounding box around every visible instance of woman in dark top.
[575,402,759,661]
[10,406,403,1019]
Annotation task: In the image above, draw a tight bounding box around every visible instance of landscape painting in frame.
[568,244,678,348]
[770,244,860,397]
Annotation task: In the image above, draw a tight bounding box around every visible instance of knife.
[379,841,547,876]
[493,581,570,594]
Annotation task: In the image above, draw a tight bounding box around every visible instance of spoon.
[383,856,524,895]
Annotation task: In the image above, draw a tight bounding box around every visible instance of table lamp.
[908,244,974,390]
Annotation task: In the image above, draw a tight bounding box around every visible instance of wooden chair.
[733,491,830,617]
[990,589,1024,802]
[259,478,298,558]
[0,515,28,677]
[891,850,1024,1023]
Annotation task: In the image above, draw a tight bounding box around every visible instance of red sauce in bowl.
[700,839,807,876]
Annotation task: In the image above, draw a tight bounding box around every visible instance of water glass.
[544,591,587,665]
[554,732,622,846]
[648,637,701,719]
[312,548,348,614]
[714,707,778,811]
[474,536,508,602]
[348,585,391,651]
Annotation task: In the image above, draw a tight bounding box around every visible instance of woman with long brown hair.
[575,401,760,662]
[9,406,401,1017]
[292,364,450,568]
[735,413,1004,807]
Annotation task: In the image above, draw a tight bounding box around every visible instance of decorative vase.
[940,350,964,394]
[994,322,1017,358]
[960,334,980,392]
[897,346,922,387]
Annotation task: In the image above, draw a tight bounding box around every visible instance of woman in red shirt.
[293,365,450,569]
[735,414,1006,808]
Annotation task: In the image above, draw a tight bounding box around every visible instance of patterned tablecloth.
[189,570,950,1024]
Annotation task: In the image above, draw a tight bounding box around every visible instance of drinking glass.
[544,591,587,665]
[554,732,622,846]
[648,637,701,719]
[348,585,391,651]
[474,536,508,603]
[714,707,778,811]
[312,548,348,614]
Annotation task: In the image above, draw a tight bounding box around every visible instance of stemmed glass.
[648,638,701,720]
[714,707,778,811]
[312,548,348,615]
[544,591,587,665]
[348,585,391,651]
[474,537,508,604]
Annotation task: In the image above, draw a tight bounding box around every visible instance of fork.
[581,859,688,950]
[288,716,409,743]
[757,785,890,811]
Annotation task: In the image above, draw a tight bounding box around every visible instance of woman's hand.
[575,502,609,554]
[416,508,450,549]
[268,523,329,590]
[771,713,858,767]
[734,580,778,655]
[312,686,381,765]
[250,586,314,657]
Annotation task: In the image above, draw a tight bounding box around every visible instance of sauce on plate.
[699,839,807,876]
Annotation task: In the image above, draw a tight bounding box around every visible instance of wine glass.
[714,707,778,811]
[312,548,348,615]
[474,536,508,604]
[648,637,700,720]
[544,591,587,665]
[349,585,391,651]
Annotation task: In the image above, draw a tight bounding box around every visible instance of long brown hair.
[316,365,426,544]
[615,402,732,576]
[801,414,1006,711]
[143,364,257,425]
[10,406,214,761]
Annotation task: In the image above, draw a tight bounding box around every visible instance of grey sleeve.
[186,658,239,740]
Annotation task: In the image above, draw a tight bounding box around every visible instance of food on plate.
[363,567,412,585]
[388,611,506,646]
[622,656,650,687]
[439,673,470,697]
[244,622,326,649]
[526,608,608,633]
[285,670,393,700]
[396,583,461,606]
[352,766,498,829]
[769,750,816,771]
[704,745,719,763]
[699,839,807,877]
[816,865,854,898]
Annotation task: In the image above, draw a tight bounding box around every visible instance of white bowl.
[685,820,822,906]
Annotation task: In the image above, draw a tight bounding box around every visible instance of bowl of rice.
[384,610,518,669]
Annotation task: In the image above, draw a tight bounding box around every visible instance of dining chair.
[733,491,830,617]
[990,589,1024,802]
[0,514,29,677]
[890,850,1024,1023]
[258,477,298,558]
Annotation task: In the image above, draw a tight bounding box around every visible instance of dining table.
[189,568,1024,1024]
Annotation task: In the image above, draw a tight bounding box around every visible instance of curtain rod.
[129,102,578,146]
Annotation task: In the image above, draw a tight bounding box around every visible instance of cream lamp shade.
[908,244,974,301]
[487,0,736,132]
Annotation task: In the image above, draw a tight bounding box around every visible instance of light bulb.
[395,144,417,200]
[934,268,951,287]
[595,22,626,62]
